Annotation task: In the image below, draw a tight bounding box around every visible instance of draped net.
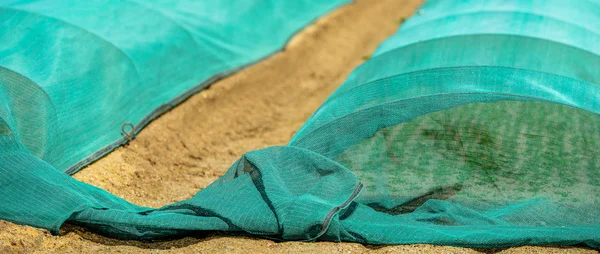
[1,0,599,248]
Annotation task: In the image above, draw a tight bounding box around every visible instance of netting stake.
[121,122,135,141]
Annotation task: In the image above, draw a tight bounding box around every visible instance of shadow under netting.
[336,100,600,225]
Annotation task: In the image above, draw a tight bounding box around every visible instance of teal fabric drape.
[0,0,350,174]
[1,0,600,248]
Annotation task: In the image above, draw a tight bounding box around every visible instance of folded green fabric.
[1,0,600,248]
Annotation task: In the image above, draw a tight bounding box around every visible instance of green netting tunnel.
[1,0,600,248]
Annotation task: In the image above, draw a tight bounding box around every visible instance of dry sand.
[0,0,597,253]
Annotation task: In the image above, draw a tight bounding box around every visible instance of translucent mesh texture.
[288,0,600,246]
[0,0,599,248]
[0,0,349,173]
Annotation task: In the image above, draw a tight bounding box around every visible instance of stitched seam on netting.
[64,1,353,175]
[318,65,600,109]
[293,91,600,147]
[307,39,600,124]
[293,67,600,146]
[400,10,600,36]
[422,0,600,9]
[368,33,600,69]
[313,182,363,241]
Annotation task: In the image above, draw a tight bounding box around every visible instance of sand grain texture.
[0,0,596,253]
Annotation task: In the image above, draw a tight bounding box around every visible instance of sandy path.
[0,0,596,253]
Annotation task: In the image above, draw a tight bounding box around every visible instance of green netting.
[0,0,350,174]
[1,0,600,248]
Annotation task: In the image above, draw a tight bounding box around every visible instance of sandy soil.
[0,0,597,253]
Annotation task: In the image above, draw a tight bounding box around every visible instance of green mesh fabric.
[0,0,350,174]
[1,0,600,248]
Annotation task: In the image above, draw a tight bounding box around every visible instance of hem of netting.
[309,182,363,241]
[354,226,600,248]
[291,88,600,148]
[64,68,240,175]
[291,60,600,145]
[63,1,352,175]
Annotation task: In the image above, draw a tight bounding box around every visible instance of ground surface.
[0,0,597,253]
